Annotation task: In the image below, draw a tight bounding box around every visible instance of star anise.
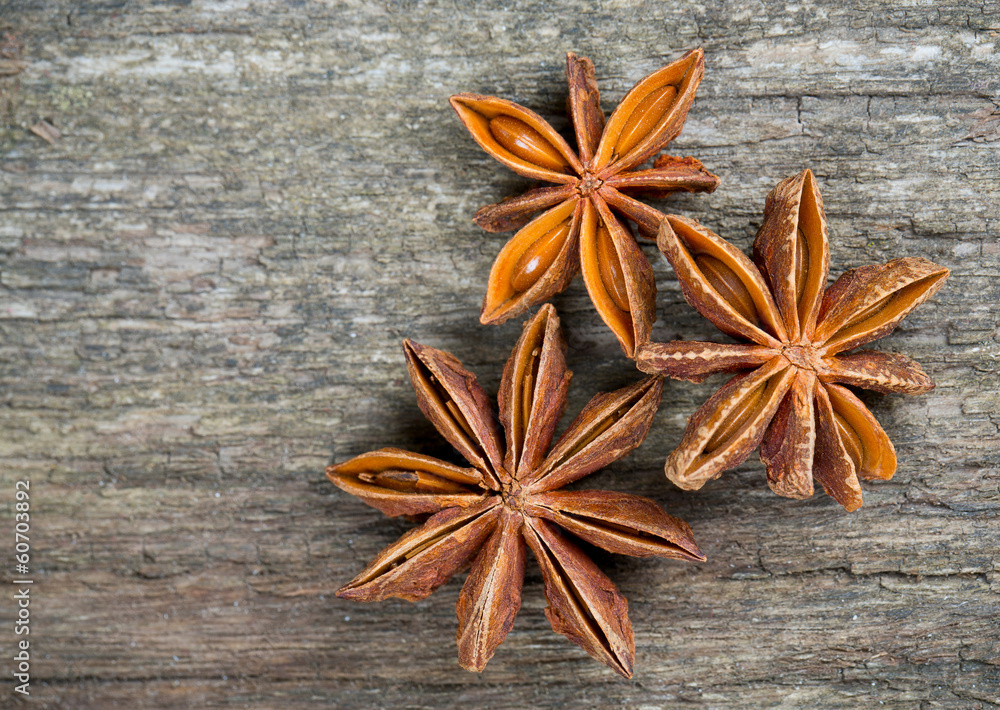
[328,305,704,677]
[635,169,949,511]
[450,50,719,357]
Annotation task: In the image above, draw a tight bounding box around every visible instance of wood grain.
[1,1,998,707]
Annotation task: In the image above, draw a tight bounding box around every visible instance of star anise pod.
[328,305,704,677]
[450,50,719,357]
[636,169,949,511]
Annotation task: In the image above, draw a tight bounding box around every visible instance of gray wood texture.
[1,1,998,707]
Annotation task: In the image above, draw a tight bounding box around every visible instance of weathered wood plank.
[1,0,998,707]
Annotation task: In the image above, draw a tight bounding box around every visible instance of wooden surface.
[1,1,999,707]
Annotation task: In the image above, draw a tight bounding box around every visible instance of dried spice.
[328,305,704,677]
[451,50,719,357]
[636,169,949,511]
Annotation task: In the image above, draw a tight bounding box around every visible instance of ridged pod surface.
[329,306,703,677]
[637,169,948,511]
[451,50,719,357]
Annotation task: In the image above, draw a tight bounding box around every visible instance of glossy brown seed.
[359,469,471,494]
[595,49,705,171]
[328,448,487,517]
[696,253,760,326]
[490,115,572,173]
[510,220,573,293]
[579,202,635,353]
[826,383,896,480]
[816,257,949,354]
[666,361,795,491]
[596,221,630,312]
[704,379,765,453]
[481,200,580,325]
[450,94,580,182]
[614,84,678,159]
[659,215,786,346]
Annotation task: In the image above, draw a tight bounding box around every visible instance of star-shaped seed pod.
[328,305,704,677]
[451,50,719,357]
[636,169,949,511]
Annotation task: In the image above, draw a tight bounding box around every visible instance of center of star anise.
[577,172,604,196]
[500,477,526,511]
[780,344,822,372]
